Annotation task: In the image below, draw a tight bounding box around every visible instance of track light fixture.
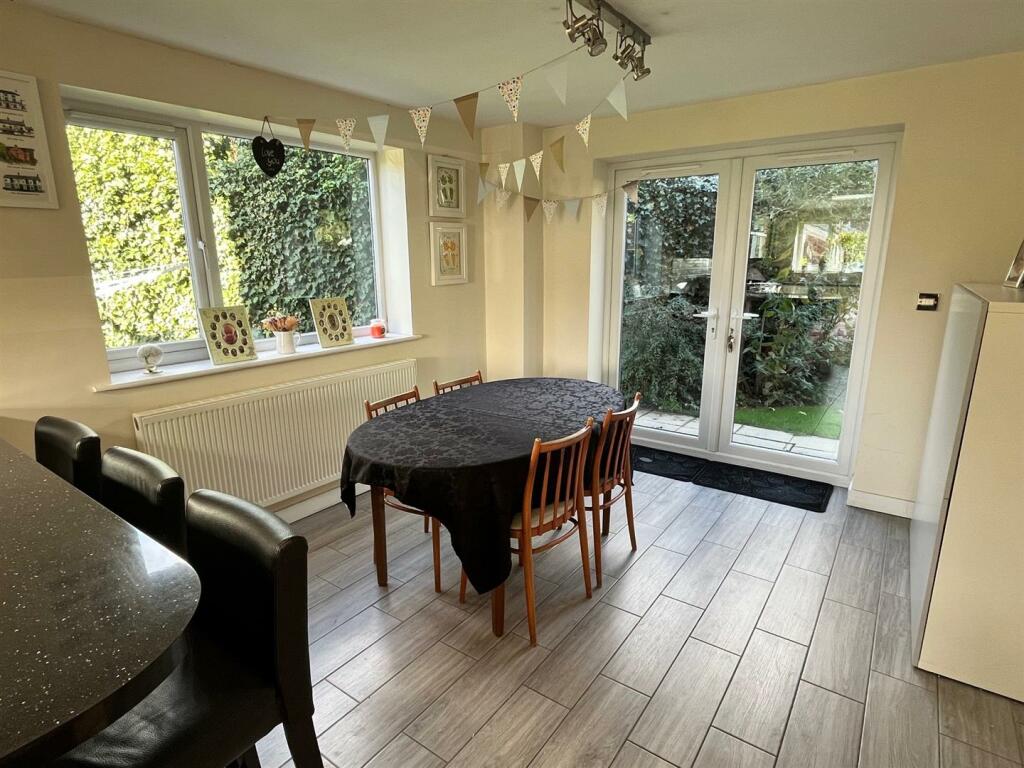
[565,0,652,78]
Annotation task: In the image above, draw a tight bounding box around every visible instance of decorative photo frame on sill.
[429,221,468,286]
[428,155,466,218]
[0,70,58,209]
[199,306,257,365]
[309,297,354,347]
[1002,238,1024,289]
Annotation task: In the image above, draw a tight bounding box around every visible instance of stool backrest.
[592,393,642,495]
[186,489,312,721]
[34,416,101,500]
[102,446,187,557]
[521,418,594,536]
[365,386,420,420]
[433,370,483,395]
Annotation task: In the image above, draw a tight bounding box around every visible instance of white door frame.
[601,132,900,486]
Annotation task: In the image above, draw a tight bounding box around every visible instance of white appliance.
[911,283,1024,701]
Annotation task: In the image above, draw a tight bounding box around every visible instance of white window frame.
[64,103,386,373]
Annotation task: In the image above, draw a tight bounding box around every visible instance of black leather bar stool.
[51,489,323,768]
[34,416,102,501]
[101,446,188,558]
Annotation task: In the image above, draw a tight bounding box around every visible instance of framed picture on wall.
[0,70,58,209]
[428,155,466,218]
[429,221,468,286]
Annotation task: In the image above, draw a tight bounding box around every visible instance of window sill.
[92,333,422,392]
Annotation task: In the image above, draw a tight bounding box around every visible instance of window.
[65,110,382,369]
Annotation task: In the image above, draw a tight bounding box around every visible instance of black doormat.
[632,444,833,513]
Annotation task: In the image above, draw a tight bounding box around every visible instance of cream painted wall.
[540,52,1024,511]
[0,4,485,454]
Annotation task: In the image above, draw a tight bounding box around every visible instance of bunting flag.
[497,75,523,121]
[542,199,560,223]
[479,161,491,181]
[575,114,591,148]
[544,60,568,106]
[512,158,527,191]
[550,136,566,172]
[335,118,356,150]
[529,150,544,181]
[478,178,497,204]
[592,192,608,218]
[606,79,628,120]
[495,187,513,209]
[367,114,389,150]
[523,196,541,221]
[563,198,582,220]
[454,93,479,139]
[409,107,431,146]
[296,119,316,150]
[623,181,639,204]
[497,162,511,188]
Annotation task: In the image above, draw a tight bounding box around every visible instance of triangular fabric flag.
[542,199,560,223]
[497,75,523,121]
[575,114,591,148]
[623,181,639,204]
[592,192,608,218]
[544,60,568,106]
[512,158,527,191]
[495,188,513,209]
[454,93,479,138]
[478,178,497,204]
[564,198,582,220]
[479,161,491,181]
[296,119,316,150]
[367,114,389,150]
[335,118,356,150]
[409,107,431,146]
[606,79,628,120]
[529,150,543,181]
[550,136,566,172]
[523,196,541,221]
[497,162,511,188]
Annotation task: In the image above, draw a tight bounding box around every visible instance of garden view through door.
[619,169,725,444]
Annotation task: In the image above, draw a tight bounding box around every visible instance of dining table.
[340,376,624,636]
[0,439,200,767]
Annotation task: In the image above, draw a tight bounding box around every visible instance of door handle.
[730,310,759,320]
[693,308,717,340]
[692,309,717,319]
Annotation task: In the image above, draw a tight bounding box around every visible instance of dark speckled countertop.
[0,440,200,766]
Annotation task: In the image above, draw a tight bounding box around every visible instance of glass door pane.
[619,172,721,440]
[728,159,880,461]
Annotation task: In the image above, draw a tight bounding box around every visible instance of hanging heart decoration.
[251,117,285,177]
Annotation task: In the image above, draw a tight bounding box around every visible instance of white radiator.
[133,359,417,507]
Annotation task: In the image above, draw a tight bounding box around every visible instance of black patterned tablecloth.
[340,377,624,593]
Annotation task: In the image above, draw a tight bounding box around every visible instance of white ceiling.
[21,0,1024,127]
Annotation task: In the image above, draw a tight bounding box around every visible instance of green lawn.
[734,402,843,439]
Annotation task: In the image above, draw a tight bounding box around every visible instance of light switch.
[917,293,940,311]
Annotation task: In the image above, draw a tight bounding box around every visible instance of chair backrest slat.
[521,418,594,536]
[592,393,642,495]
[365,386,421,421]
[433,370,484,396]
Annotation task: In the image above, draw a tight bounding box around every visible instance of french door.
[608,139,895,482]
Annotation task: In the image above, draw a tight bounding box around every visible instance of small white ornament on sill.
[137,344,164,374]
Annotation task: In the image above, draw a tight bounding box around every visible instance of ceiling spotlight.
[613,29,650,81]
[564,0,607,57]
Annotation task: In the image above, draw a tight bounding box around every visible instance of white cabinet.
[911,283,1024,701]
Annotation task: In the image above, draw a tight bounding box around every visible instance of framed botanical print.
[199,306,257,365]
[428,155,466,218]
[309,297,354,347]
[430,222,468,286]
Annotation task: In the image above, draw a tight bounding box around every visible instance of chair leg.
[592,504,603,589]
[283,716,324,768]
[520,530,538,646]
[577,509,593,599]
[431,517,442,593]
[624,482,638,551]
[601,491,612,536]
[423,514,429,533]
[459,568,468,603]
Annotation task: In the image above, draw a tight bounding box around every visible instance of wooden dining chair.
[462,418,595,646]
[432,369,483,395]
[363,386,445,592]
[586,392,642,587]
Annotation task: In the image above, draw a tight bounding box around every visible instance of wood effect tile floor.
[261,474,1024,768]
